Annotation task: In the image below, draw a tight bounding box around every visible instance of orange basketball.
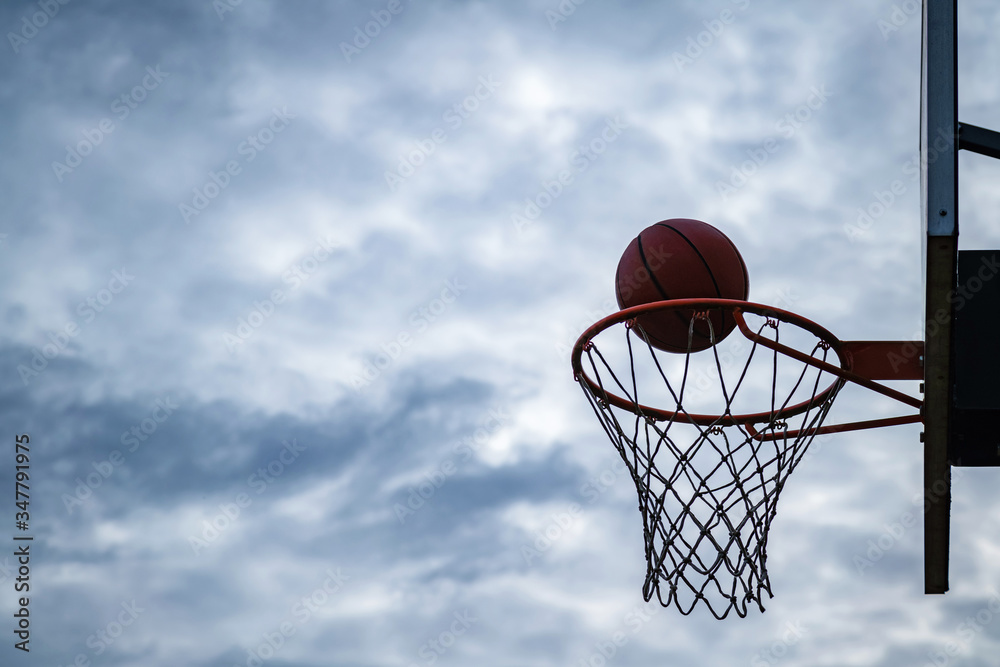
[615,219,749,353]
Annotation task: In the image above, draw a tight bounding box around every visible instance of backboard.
[921,0,1000,593]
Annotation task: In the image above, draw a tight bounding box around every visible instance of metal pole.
[921,0,957,595]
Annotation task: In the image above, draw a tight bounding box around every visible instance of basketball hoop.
[571,299,922,618]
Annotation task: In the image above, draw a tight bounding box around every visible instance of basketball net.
[574,303,844,618]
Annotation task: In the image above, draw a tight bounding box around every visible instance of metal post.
[921,0,957,595]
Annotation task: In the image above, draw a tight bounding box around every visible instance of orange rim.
[571,299,921,426]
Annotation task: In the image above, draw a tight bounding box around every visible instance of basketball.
[615,219,749,353]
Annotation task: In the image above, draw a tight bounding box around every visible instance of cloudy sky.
[2,0,1000,664]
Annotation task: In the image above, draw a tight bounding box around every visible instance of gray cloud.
[2,0,1000,664]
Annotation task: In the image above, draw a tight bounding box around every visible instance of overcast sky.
[2,0,1000,665]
